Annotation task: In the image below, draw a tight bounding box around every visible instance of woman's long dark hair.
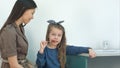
[46,23,66,68]
[0,0,37,34]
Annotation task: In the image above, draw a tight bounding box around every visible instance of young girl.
[36,20,96,68]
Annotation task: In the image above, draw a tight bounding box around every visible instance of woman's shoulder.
[2,24,17,35]
[5,23,16,31]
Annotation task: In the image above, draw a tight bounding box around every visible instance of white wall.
[0,0,120,64]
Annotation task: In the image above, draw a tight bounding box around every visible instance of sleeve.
[66,45,90,55]
[1,28,17,58]
[36,51,46,68]
[0,36,2,49]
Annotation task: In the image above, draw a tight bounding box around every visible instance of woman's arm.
[8,56,23,68]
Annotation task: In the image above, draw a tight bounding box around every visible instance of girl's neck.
[47,44,57,49]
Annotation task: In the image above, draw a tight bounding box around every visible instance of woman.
[0,0,37,68]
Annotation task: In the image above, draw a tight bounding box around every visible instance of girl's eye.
[58,34,62,37]
[52,34,56,36]
[32,12,34,15]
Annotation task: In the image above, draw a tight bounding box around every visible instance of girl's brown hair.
[46,20,66,68]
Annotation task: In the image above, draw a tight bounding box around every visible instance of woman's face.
[21,9,35,24]
[49,27,63,47]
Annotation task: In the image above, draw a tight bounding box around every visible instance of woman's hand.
[12,64,24,68]
[8,56,24,68]
[10,64,23,68]
[39,41,48,54]
[88,49,96,58]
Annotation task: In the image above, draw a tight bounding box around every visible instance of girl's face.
[49,27,63,47]
[21,9,35,24]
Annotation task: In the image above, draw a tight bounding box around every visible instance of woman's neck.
[15,18,23,27]
[15,18,23,31]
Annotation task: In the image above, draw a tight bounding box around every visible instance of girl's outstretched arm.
[88,49,96,58]
[66,45,96,58]
[66,45,90,55]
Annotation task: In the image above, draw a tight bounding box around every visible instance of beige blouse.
[0,23,28,60]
